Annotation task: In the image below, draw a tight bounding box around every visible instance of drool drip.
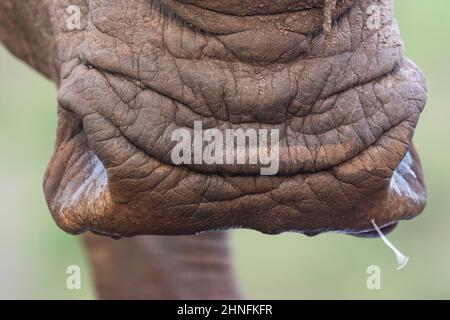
[372,220,410,270]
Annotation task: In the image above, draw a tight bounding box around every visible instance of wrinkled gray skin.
[0,0,426,299]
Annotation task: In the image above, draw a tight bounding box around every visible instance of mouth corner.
[348,222,399,238]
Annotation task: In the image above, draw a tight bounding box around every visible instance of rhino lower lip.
[51,74,426,237]
[52,56,425,236]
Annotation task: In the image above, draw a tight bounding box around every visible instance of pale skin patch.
[323,0,338,34]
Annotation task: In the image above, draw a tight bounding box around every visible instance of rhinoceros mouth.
[43,0,427,237]
[50,57,426,236]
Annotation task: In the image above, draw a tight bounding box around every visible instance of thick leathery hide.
[1,0,427,237]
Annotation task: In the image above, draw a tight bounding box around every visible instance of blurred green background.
[0,0,449,299]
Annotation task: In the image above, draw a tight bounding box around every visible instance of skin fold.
[0,0,427,298]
